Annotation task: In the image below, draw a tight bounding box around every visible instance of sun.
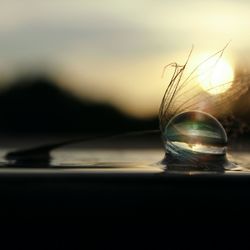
[197,55,234,95]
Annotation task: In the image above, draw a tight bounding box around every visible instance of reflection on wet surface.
[0,148,249,175]
[0,133,249,174]
[51,149,163,167]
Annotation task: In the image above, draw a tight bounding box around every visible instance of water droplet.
[162,111,228,170]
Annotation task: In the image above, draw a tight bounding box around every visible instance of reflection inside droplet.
[162,111,229,170]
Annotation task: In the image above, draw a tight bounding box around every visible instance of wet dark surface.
[0,135,250,249]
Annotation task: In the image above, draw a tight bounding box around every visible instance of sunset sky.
[0,0,250,117]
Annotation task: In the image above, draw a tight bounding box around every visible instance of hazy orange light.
[197,56,234,95]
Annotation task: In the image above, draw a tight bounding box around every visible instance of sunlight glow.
[197,56,234,95]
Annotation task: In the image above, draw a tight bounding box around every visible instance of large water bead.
[162,111,228,169]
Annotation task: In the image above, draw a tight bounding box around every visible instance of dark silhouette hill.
[0,75,158,134]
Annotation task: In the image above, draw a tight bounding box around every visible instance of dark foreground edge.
[0,169,250,248]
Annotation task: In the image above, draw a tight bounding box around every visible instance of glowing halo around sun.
[197,55,234,95]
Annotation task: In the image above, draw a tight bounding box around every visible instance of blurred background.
[0,0,250,138]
